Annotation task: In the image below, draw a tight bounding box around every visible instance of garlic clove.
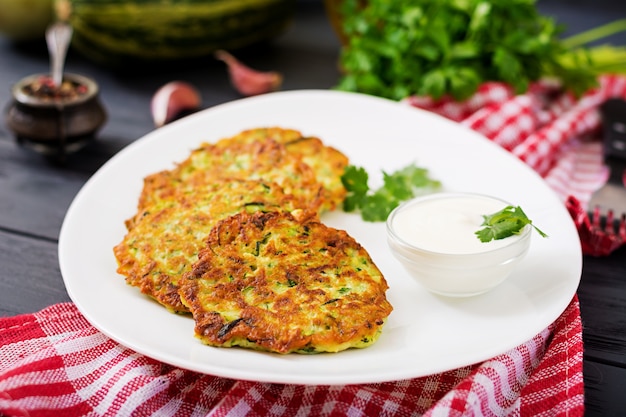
[215,50,283,96]
[151,81,201,127]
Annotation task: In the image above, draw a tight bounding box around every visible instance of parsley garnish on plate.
[341,163,441,222]
[475,205,548,242]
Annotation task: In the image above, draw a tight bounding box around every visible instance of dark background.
[0,1,625,415]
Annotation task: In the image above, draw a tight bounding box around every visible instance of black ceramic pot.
[5,72,107,158]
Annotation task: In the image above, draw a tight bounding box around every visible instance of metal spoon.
[46,22,73,87]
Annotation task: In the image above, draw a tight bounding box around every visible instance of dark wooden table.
[1,1,624,415]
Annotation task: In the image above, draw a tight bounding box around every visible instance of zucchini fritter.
[136,127,348,215]
[114,179,296,313]
[281,135,349,212]
[179,210,393,354]
[214,127,349,211]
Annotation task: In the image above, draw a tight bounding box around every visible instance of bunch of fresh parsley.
[341,163,441,222]
[335,0,610,101]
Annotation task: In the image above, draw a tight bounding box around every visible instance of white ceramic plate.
[59,90,582,385]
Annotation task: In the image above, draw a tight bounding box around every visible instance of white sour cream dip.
[390,193,521,254]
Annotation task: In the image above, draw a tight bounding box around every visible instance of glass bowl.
[386,192,532,297]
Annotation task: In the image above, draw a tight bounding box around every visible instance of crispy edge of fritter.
[114,179,298,313]
[179,210,393,354]
[215,127,305,146]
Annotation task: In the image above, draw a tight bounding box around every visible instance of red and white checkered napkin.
[406,74,626,210]
[6,75,625,417]
[0,299,582,417]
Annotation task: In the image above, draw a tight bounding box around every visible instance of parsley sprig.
[475,205,548,242]
[341,163,441,222]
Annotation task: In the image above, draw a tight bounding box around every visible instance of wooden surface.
[0,1,625,415]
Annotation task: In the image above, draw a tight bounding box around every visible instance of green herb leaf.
[341,163,441,222]
[340,165,368,212]
[475,205,548,242]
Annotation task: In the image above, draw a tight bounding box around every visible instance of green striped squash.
[68,0,296,63]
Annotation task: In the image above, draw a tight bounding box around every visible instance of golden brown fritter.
[114,179,297,313]
[217,127,349,211]
[179,210,393,354]
[137,135,324,214]
[281,135,349,212]
[135,127,348,216]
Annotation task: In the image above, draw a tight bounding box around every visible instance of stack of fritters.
[114,179,297,312]
[114,127,393,353]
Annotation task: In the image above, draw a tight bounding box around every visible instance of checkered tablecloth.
[406,74,626,210]
[3,74,626,416]
[0,299,582,416]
